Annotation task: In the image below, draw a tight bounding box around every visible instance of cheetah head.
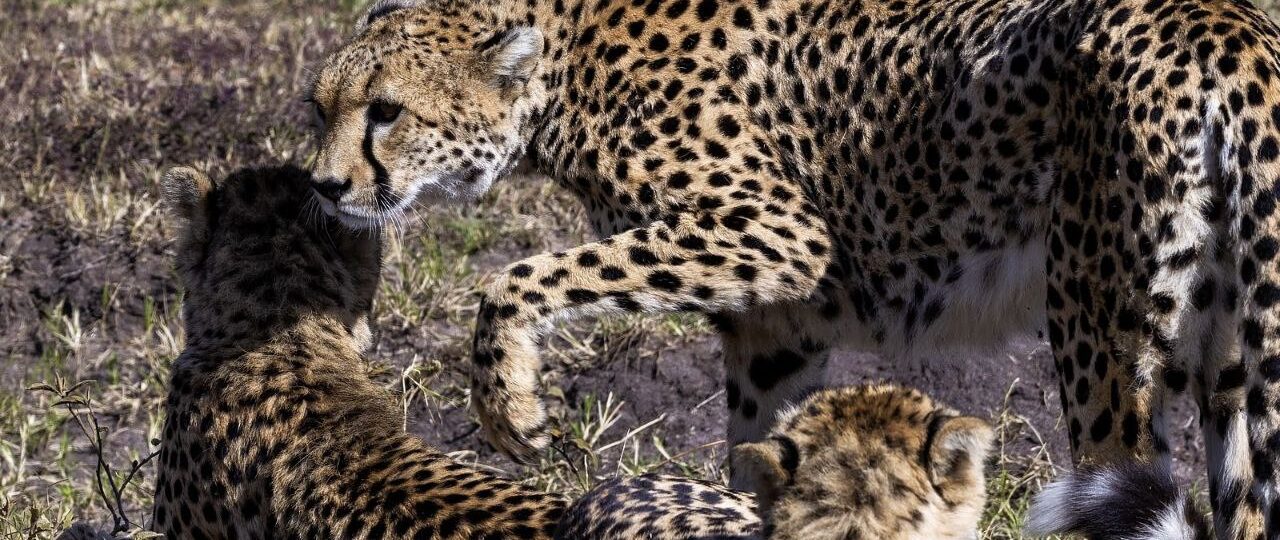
[730,384,995,540]
[160,165,381,348]
[309,0,546,228]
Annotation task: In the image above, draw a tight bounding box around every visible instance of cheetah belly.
[831,238,1049,360]
[908,240,1047,354]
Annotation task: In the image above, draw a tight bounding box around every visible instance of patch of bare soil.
[1,209,173,360]
[409,330,1209,485]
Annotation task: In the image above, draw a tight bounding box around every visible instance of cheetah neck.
[177,242,378,368]
[179,298,368,370]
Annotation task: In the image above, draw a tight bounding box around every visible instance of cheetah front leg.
[719,305,834,448]
[470,209,831,460]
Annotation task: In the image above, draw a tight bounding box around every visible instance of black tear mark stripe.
[362,120,394,208]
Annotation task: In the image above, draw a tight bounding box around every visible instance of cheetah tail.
[1024,462,1211,540]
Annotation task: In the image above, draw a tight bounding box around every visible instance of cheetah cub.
[152,165,565,539]
[555,383,995,539]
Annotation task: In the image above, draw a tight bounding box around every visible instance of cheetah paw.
[471,383,551,463]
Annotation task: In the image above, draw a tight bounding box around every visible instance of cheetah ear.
[730,437,798,514]
[925,415,995,491]
[484,26,544,88]
[161,167,213,224]
[357,0,419,34]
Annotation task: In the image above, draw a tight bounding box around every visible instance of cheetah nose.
[313,178,352,203]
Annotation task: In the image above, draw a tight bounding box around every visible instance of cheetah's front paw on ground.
[470,380,551,462]
[469,316,552,461]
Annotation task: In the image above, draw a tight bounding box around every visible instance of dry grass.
[8,0,1269,538]
[979,383,1062,539]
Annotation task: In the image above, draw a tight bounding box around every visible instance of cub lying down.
[556,383,995,540]
[151,165,566,539]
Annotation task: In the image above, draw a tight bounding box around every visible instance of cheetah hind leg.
[1195,332,1259,539]
[1043,164,1160,466]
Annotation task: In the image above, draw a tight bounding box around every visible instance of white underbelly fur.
[866,240,1049,360]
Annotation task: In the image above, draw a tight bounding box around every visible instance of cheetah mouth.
[395,166,494,208]
[309,193,391,229]
[316,167,492,229]
[333,207,389,229]
[314,197,411,230]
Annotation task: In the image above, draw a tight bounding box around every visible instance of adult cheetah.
[555,383,994,540]
[309,0,1280,535]
[152,165,565,538]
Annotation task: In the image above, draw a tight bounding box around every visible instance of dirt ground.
[409,331,1072,469]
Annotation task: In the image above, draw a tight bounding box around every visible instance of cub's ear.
[161,166,213,226]
[926,415,995,491]
[357,0,419,34]
[729,437,798,514]
[484,26,544,87]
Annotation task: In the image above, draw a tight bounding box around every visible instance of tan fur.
[740,384,992,540]
[312,0,1280,534]
[151,165,565,539]
[555,383,992,539]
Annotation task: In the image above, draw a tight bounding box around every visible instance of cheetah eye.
[311,103,327,127]
[368,100,402,125]
[304,98,326,126]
